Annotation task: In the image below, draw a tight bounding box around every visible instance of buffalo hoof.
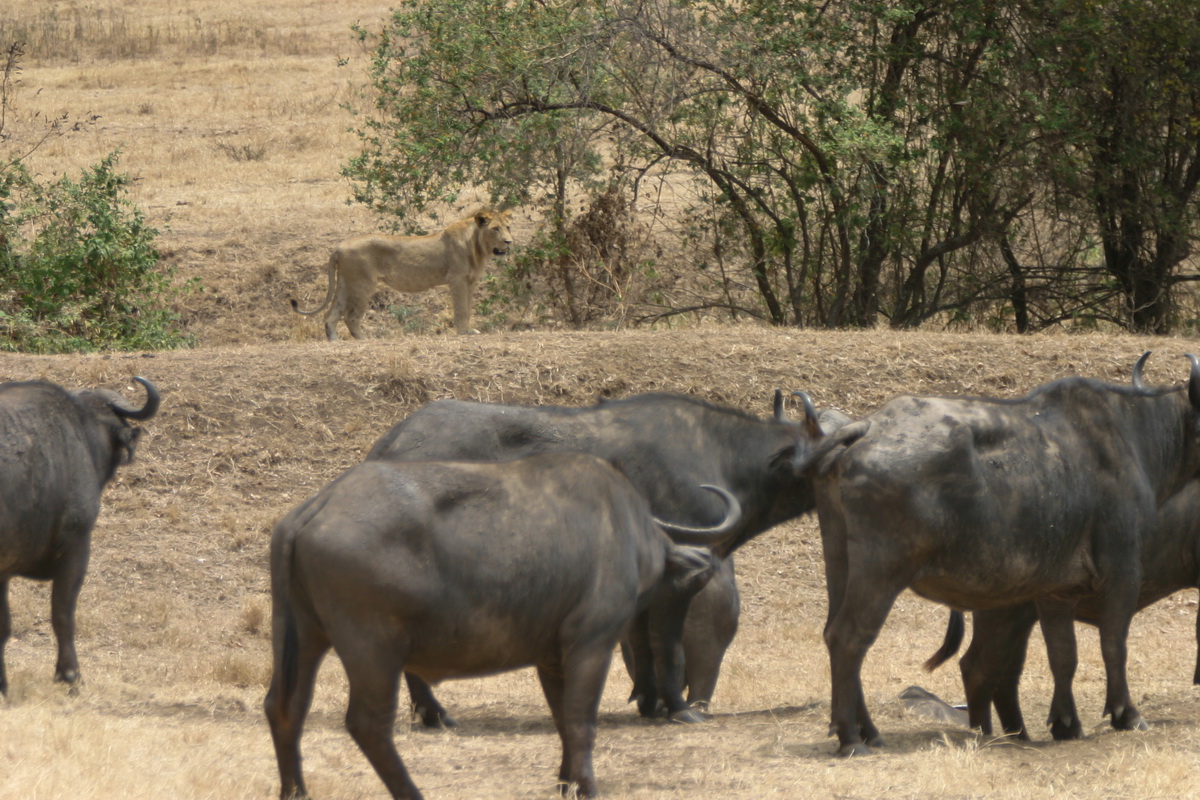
[668,707,709,724]
[1048,717,1083,741]
[633,695,667,719]
[414,707,458,729]
[557,778,597,798]
[835,741,875,757]
[428,713,459,729]
[1112,712,1149,732]
[54,668,79,685]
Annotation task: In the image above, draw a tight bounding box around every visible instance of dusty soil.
[3,327,1200,799]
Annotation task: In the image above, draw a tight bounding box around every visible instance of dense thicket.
[344,0,1200,333]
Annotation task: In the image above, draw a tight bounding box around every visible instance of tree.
[344,0,1200,333]
[1017,0,1200,333]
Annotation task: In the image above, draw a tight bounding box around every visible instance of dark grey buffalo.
[0,377,159,694]
[263,453,736,800]
[933,481,1200,739]
[916,352,1200,743]
[923,360,1200,739]
[915,353,1200,739]
[803,356,1200,756]
[365,391,834,724]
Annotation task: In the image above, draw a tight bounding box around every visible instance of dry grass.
[3,329,1200,800]
[2,3,1200,799]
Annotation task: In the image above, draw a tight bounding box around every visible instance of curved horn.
[1132,351,1151,390]
[1187,354,1200,408]
[791,390,818,423]
[791,390,822,438]
[654,485,742,545]
[112,376,160,421]
[773,388,785,421]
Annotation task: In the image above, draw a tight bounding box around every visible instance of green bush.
[0,151,194,353]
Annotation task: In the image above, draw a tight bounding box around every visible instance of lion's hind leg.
[322,294,346,341]
[341,281,376,340]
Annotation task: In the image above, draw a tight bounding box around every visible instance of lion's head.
[474,209,514,257]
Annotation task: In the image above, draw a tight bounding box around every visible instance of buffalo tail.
[923,610,966,672]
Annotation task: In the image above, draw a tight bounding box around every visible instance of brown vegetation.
[2,2,1199,799]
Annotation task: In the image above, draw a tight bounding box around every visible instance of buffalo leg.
[648,571,710,723]
[824,569,904,756]
[342,650,422,800]
[818,513,851,635]
[682,557,740,711]
[819,510,887,754]
[1036,600,1082,740]
[404,673,457,729]
[537,659,572,788]
[622,612,661,718]
[264,628,328,800]
[959,605,1038,738]
[538,646,612,797]
[1194,603,1200,686]
[50,546,89,686]
[1096,592,1147,732]
[0,579,9,695]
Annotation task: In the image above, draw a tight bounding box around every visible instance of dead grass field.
[2,3,1200,799]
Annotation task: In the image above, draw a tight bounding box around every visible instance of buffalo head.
[75,376,160,481]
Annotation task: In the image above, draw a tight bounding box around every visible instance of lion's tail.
[289,250,339,317]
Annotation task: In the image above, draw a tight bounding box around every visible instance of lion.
[290,208,514,339]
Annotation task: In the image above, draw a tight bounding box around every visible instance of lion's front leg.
[448,276,478,335]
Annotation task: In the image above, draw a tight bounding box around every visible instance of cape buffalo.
[922,360,1200,739]
[364,391,832,724]
[263,453,737,800]
[0,376,159,694]
[933,479,1200,739]
[803,355,1200,756]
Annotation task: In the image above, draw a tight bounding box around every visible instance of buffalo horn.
[1188,354,1200,409]
[112,376,161,421]
[791,390,818,422]
[1131,351,1151,390]
[654,485,742,545]
[790,390,823,438]
[773,388,785,421]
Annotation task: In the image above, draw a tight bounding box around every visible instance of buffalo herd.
[3,352,1200,799]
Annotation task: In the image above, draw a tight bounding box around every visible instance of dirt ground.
[3,328,1200,799]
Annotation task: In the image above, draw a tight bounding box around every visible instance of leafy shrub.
[0,151,194,353]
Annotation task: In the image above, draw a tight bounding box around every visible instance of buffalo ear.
[119,426,141,465]
[665,544,716,592]
[769,443,798,473]
[784,419,871,477]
